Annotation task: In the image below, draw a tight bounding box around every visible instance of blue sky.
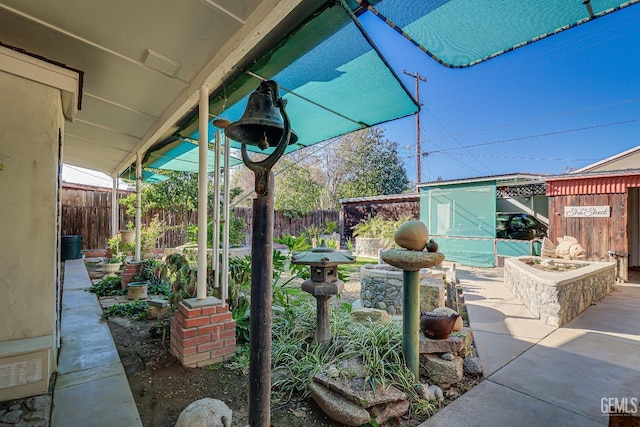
[360,4,640,183]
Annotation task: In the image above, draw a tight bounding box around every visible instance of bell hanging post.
[217,79,293,427]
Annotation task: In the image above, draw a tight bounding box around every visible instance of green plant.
[140,214,164,257]
[232,296,250,344]
[324,220,338,234]
[105,254,123,264]
[352,215,413,249]
[187,216,247,248]
[88,276,124,296]
[104,300,149,320]
[346,239,355,252]
[159,253,197,307]
[107,233,135,255]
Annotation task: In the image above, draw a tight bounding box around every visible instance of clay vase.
[419,311,460,340]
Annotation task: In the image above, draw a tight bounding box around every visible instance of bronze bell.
[224,80,298,150]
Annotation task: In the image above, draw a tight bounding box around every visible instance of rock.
[427,385,443,401]
[351,308,390,324]
[309,382,371,426]
[369,399,410,424]
[313,373,407,408]
[445,265,460,284]
[147,304,172,320]
[432,307,464,331]
[351,299,363,310]
[420,354,463,385]
[394,220,429,251]
[380,249,444,272]
[0,410,22,424]
[25,395,51,411]
[419,330,469,355]
[440,353,454,361]
[175,398,232,427]
[445,388,460,399]
[8,405,21,411]
[463,355,484,375]
[25,410,48,421]
[425,239,439,253]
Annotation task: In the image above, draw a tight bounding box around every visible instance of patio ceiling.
[0,0,328,177]
[0,0,637,180]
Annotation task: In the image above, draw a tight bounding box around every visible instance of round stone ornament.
[394,220,429,251]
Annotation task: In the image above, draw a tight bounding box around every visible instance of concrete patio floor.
[420,266,640,427]
[51,259,142,427]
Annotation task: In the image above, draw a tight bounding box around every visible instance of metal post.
[248,174,274,427]
[212,131,221,290]
[135,153,142,261]
[197,85,209,300]
[403,270,420,378]
[221,135,231,304]
[111,177,118,237]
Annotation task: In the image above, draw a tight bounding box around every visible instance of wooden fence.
[61,184,340,250]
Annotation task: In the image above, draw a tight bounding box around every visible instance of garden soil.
[89,263,475,427]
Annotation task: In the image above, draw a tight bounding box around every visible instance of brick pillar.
[170,296,236,368]
[121,261,142,289]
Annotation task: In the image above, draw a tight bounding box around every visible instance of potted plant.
[102,253,123,274]
[120,221,135,243]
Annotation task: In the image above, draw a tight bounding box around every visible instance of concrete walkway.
[51,259,142,427]
[421,266,640,427]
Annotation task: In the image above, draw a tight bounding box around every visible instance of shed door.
[629,187,640,268]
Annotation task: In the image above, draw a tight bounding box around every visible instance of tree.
[328,127,409,202]
[273,159,322,217]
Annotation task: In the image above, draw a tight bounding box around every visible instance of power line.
[426,116,640,154]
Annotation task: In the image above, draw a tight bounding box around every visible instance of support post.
[135,153,142,261]
[197,85,209,300]
[212,131,221,290]
[315,296,331,345]
[248,174,274,427]
[111,177,118,237]
[403,270,420,378]
[221,135,231,304]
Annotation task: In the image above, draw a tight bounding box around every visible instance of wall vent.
[0,358,43,390]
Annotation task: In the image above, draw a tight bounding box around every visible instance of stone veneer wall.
[354,237,381,258]
[504,257,616,327]
[360,265,445,315]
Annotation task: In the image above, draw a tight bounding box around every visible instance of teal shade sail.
[183,2,418,155]
[366,0,640,67]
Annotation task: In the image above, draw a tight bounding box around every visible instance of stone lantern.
[291,241,355,344]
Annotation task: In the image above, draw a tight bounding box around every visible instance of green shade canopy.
[183,1,418,155]
[367,0,639,68]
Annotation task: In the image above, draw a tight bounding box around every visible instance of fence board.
[61,186,340,250]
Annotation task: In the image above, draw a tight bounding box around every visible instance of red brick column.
[121,261,141,289]
[170,297,236,368]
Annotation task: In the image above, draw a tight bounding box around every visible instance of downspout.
[197,85,209,300]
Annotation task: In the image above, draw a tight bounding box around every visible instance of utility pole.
[403,70,427,183]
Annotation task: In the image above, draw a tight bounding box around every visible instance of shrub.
[88,276,124,296]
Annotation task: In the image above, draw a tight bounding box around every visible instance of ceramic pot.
[102,262,122,274]
[419,311,460,340]
[120,230,135,243]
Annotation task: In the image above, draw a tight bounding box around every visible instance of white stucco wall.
[0,71,62,376]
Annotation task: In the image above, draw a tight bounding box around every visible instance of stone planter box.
[504,257,616,327]
[355,237,381,259]
[360,264,445,315]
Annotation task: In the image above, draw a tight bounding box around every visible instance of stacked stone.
[309,359,410,426]
[419,327,483,385]
[360,265,444,315]
[0,394,51,427]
